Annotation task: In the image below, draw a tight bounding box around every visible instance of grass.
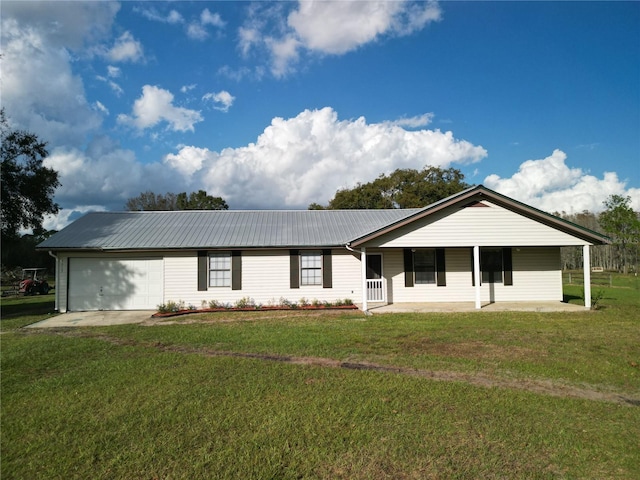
[2,278,639,479]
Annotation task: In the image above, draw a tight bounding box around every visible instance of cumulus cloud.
[202,91,236,112]
[240,0,442,77]
[1,16,103,147]
[162,107,486,209]
[0,1,118,50]
[105,31,144,62]
[484,149,640,213]
[289,0,441,55]
[118,85,203,132]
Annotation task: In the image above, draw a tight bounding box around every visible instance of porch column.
[473,245,481,309]
[361,247,368,312]
[583,245,591,309]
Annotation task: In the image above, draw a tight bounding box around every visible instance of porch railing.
[366,279,385,302]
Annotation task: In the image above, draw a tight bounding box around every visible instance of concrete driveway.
[26,311,155,328]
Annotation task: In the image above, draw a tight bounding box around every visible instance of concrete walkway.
[26,311,155,328]
[366,301,588,314]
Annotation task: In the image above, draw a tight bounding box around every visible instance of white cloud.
[181,84,197,93]
[187,8,225,40]
[138,7,184,25]
[118,85,203,132]
[94,101,109,115]
[0,1,118,50]
[106,31,144,63]
[202,91,236,112]
[201,9,225,28]
[1,16,102,147]
[163,107,486,209]
[484,149,640,213]
[240,0,442,77]
[387,113,435,129]
[289,0,441,55]
[107,65,121,78]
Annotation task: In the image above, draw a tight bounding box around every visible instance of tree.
[176,190,228,210]
[311,166,469,209]
[1,109,60,239]
[125,190,228,211]
[599,195,640,274]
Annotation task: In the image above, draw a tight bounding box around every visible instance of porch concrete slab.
[366,301,587,314]
[26,311,155,328]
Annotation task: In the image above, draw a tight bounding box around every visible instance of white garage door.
[69,258,163,311]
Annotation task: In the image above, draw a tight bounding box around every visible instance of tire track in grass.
[41,328,640,407]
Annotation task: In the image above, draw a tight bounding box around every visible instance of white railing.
[366,279,385,302]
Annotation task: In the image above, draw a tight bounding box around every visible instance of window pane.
[301,251,322,285]
[481,248,503,283]
[209,253,231,287]
[414,249,436,284]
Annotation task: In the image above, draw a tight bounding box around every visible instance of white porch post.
[361,247,368,312]
[473,245,482,309]
[583,245,591,309]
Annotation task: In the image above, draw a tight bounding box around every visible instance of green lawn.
[2,279,639,479]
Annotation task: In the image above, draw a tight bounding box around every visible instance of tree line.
[556,195,639,273]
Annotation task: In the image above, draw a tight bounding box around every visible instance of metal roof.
[38,208,422,250]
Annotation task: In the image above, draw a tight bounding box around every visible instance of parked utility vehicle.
[19,268,50,295]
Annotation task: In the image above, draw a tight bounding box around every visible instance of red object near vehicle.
[18,268,50,295]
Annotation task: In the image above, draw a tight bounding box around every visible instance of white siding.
[383,247,562,303]
[164,249,362,307]
[370,201,590,248]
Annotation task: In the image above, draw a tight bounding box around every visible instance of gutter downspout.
[345,244,369,314]
[48,251,59,312]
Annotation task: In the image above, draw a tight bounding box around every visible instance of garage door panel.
[69,258,163,311]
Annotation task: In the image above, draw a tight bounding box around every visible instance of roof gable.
[349,185,609,246]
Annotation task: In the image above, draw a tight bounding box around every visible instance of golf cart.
[19,268,50,295]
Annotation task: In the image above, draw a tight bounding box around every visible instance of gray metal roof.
[38,209,422,250]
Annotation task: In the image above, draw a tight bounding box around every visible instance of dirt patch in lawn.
[39,328,640,407]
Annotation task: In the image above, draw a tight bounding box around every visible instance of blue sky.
[2,1,638,230]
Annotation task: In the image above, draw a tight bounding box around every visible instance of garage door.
[69,258,163,311]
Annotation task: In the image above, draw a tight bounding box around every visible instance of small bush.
[234,297,256,309]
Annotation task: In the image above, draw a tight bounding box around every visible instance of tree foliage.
[125,190,228,211]
[599,195,640,273]
[1,109,60,239]
[310,166,469,209]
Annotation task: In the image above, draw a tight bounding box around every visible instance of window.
[209,253,231,287]
[481,248,503,283]
[414,249,436,284]
[300,251,322,286]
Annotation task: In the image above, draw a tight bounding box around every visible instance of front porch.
[360,301,588,314]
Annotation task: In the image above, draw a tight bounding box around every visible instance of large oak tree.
[309,166,469,209]
[1,109,60,240]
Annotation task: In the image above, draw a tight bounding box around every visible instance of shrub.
[234,297,256,309]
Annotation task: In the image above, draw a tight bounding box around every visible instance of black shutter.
[231,251,242,290]
[503,248,513,286]
[197,251,208,291]
[290,250,299,289]
[322,249,332,288]
[403,249,414,288]
[436,248,446,287]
